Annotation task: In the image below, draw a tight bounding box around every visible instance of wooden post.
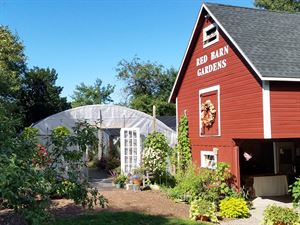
[152,105,156,132]
[97,110,103,160]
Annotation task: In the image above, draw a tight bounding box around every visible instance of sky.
[0,0,254,102]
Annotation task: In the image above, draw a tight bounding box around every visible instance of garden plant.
[0,110,108,225]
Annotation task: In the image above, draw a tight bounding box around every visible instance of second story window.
[203,23,219,48]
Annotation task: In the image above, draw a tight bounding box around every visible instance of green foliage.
[143,132,171,181]
[71,78,115,107]
[290,177,300,207]
[175,115,191,171]
[167,163,236,205]
[255,0,300,12]
[0,114,108,225]
[116,57,176,116]
[19,67,71,126]
[115,174,128,185]
[189,198,218,222]
[262,205,300,225]
[0,26,26,100]
[219,197,249,218]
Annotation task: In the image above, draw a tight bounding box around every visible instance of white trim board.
[199,85,221,137]
[262,81,272,139]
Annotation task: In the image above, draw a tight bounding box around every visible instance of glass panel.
[125,156,128,163]
[133,132,137,138]
[125,132,128,139]
[129,149,132,155]
[129,131,132,138]
[125,148,128,155]
[133,139,137,147]
[133,148,137,155]
[129,139,132,146]
[125,165,128,173]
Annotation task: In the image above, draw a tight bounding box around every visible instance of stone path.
[220,195,293,225]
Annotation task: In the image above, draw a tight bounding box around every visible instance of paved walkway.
[220,196,294,225]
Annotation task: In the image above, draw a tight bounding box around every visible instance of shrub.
[142,132,171,182]
[167,163,204,202]
[219,197,249,218]
[290,177,300,207]
[189,198,218,223]
[262,205,300,225]
[115,174,128,185]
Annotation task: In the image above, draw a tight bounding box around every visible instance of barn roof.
[169,3,300,102]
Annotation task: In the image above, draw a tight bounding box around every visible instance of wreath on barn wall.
[201,100,216,128]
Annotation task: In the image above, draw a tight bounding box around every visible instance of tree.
[19,67,71,126]
[116,57,177,116]
[255,0,300,12]
[0,26,26,100]
[71,78,115,107]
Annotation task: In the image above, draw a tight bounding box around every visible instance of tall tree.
[71,78,115,107]
[116,57,177,116]
[19,67,71,126]
[0,26,27,127]
[255,0,300,12]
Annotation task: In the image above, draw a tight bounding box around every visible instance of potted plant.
[262,205,300,225]
[131,167,144,186]
[114,174,127,188]
[189,198,218,223]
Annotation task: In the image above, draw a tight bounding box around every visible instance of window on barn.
[203,23,219,48]
[201,151,217,169]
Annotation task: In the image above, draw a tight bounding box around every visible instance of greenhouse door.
[120,128,141,174]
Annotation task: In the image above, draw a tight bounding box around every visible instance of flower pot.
[115,183,121,189]
[196,215,209,221]
[274,222,287,225]
[133,179,142,186]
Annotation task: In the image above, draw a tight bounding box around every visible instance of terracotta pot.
[274,222,287,225]
[196,215,209,221]
[133,179,142,186]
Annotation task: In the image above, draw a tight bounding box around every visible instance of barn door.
[120,128,141,174]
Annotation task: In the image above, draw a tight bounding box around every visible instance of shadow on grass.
[52,211,206,225]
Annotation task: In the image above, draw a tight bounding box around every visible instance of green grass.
[53,211,207,225]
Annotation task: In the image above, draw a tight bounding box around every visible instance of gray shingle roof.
[206,3,300,79]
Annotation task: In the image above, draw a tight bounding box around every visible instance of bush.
[189,198,218,223]
[262,205,300,225]
[290,177,300,207]
[166,162,237,205]
[219,197,249,218]
[143,132,171,183]
[167,163,204,202]
[115,174,128,185]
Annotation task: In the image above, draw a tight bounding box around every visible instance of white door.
[120,128,141,174]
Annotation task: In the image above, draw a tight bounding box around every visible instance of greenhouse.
[33,104,176,175]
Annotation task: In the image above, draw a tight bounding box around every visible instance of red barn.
[169,3,300,196]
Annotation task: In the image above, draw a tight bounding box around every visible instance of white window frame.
[199,85,221,137]
[203,23,219,48]
[201,151,217,169]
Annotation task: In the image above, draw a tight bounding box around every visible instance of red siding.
[270,82,300,138]
[176,17,264,182]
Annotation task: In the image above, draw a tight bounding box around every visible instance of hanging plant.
[201,100,216,128]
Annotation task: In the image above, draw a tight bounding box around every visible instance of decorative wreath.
[201,100,216,128]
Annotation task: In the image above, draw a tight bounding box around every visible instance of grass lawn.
[53,211,208,225]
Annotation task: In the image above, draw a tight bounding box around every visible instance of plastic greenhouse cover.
[33,104,177,147]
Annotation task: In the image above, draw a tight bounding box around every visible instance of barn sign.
[196,45,229,76]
